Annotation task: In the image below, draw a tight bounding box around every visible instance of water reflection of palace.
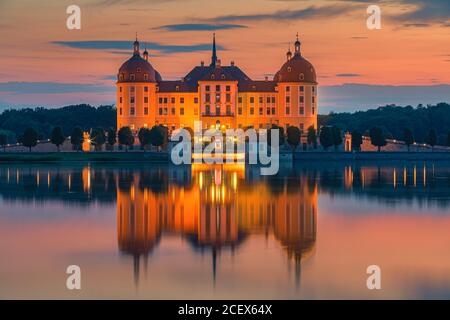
[117,164,318,285]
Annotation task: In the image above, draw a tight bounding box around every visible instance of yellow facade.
[117,35,318,134]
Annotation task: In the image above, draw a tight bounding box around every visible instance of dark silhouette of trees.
[50,126,65,152]
[149,126,165,150]
[0,133,7,152]
[331,126,342,151]
[70,127,84,151]
[118,126,134,151]
[319,126,333,150]
[307,126,317,149]
[91,127,106,151]
[138,128,152,149]
[426,129,437,151]
[107,128,116,151]
[369,127,387,152]
[286,126,301,152]
[403,128,414,152]
[351,129,363,151]
[22,127,38,152]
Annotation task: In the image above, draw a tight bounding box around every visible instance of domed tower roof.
[117,36,161,83]
[274,34,317,83]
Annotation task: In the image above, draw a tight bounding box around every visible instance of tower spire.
[211,33,217,67]
[133,32,140,56]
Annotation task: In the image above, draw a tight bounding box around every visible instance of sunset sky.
[0,0,449,112]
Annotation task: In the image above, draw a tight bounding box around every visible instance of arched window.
[299,73,304,80]
[287,67,292,72]
[137,68,141,73]
[211,74,215,80]
[144,74,148,80]
[130,74,135,81]
[221,74,226,79]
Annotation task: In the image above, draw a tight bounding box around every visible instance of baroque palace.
[116,34,318,133]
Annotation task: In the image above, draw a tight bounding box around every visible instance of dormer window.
[221,74,226,79]
[119,73,124,81]
[211,74,215,80]
[299,73,304,80]
[176,86,180,91]
[144,74,148,80]
[137,68,141,73]
[130,74,135,81]
[287,67,292,72]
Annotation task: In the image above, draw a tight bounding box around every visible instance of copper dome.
[274,36,317,83]
[118,54,159,83]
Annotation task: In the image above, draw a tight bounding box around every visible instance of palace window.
[144,74,148,80]
[130,107,135,116]
[159,97,163,104]
[300,123,304,133]
[300,86,304,92]
[221,74,226,80]
[171,97,175,104]
[238,107,242,115]
[144,86,148,92]
[286,86,290,92]
[238,97,243,104]
[144,97,148,103]
[259,107,263,115]
[216,85,220,91]
[119,108,122,115]
[215,106,220,115]
[130,97,135,104]
[266,108,270,115]
[312,107,315,115]
[180,97,185,104]
[163,108,168,115]
[250,107,254,115]
[250,97,255,104]
[226,105,231,115]
[176,86,179,91]
[299,106,304,115]
[119,97,122,104]
[144,107,148,115]
[215,94,220,103]
[130,74,135,81]
[287,67,292,72]
[271,97,276,103]
[159,108,163,115]
[130,86,135,93]
[119,74,124,81]
[312,96,315,104]
[205,94,210,102]
[194,97,198,103]
[171,107,175,115]
[299,96,304,103]
[286,96,290,103]
[285,107,290,115]
[164,97,168,104]
[205,85,210,91]
[299,73,304,80]
[272,107,276,115]
[180,107,185,115]
[259,96,263,104]
[205,105,210,115]
[266,97,271,104]
[137,68,141,73]
[226,85,231,91]
[226,94,231,102]
[119,87,122,93]
[312,86,315,93]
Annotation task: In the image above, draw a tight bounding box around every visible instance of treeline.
[319,103,450,145]
[0,104,116,143]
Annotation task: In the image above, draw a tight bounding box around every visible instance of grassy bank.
[0,151,168,162]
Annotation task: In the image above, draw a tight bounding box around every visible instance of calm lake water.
[1,161,450,299]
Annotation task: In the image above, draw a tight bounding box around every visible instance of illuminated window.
[287,67,292,72]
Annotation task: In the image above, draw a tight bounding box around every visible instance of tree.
[107,127,116,151]
[331,126,342,151]
[138,128,152,149]
[319,126,333,151]
[149,126,165,150]
[369,127,387,152]
[286,126,301,152]
[426,128,437,151]
[91,127,106,151]
[50,126,65,152]
[22,127,38,152]
[351,129,363,151]
[70,127,84,151]
[307,126,317,149]
[0,133,7,152]
[118,126,134,151]
[403,128,414,152]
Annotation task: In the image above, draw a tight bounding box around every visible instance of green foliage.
[426,129,437,149]
[307,126,317,148]
[107,128,116,148]
[91,127,106,151]
[319,126,333,150]
[22,127,38,151]
[70,127,84,151]
[331,126,342,150]
[149,126,165,148]
[320,103,450,145]
[286,126,301,150]
[0,133,7,151]
[351,129,363,151]
[403,128,414,151]
[50,126,66,151]
[118,126,134,151]
[138,128,152,148]
[369,127,387,152]
[0,105,115,142]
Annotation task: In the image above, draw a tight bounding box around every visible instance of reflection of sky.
[0,0,449,110]
[1,163,450,298]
